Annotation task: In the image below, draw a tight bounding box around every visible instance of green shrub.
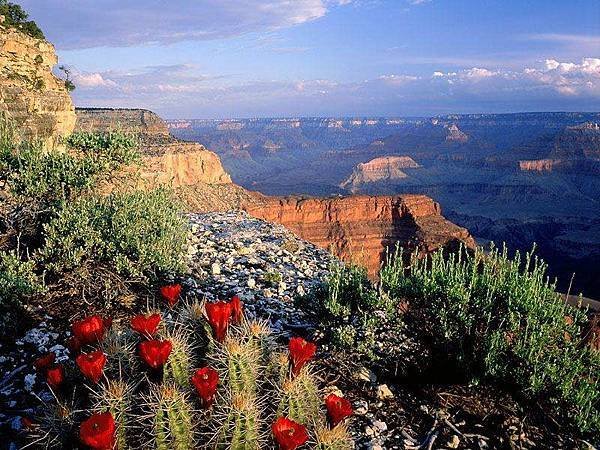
[0,0,45,40]
[303,263,396,360]
[0,250,43,313]
[1,130,139,205]
[382,245,600,434]
[39,188,187,279]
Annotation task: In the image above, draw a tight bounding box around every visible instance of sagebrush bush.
[303,263,396,360]
[381,244,600,435]
[1,129,139,205]
[312,245,600,435]
[0,250,43,313]
[39,188,187,279]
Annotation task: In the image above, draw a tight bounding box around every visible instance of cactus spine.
[148,383,195,450]
[92,380,131,450]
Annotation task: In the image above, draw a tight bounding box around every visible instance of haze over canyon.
[168,114,600,298]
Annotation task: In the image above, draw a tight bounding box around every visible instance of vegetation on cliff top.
[0,114,187,330]
[0,0,44,39]
[307,246,600,437]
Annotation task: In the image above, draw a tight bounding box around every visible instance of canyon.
[170,114,600,298]
[70,107,475,277]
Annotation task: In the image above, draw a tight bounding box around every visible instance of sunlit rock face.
[75,108,232,186]
[244,194,475,277]
[340,156,420,192]
[0,26,75,147]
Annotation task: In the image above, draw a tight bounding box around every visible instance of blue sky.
[20,0,600,118]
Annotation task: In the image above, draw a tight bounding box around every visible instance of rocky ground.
[0,211,596,449]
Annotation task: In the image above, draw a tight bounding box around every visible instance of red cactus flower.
[33,352,55,370]
[76,350,107,384]
[79,412,115,450]
[205,301,232,342]
[191,367,219,408]
[103,318,113,330]
[160,283,182,307]
[272,417,309,450]
[139,340,172,369]
[45,364,65,388]
[72,315,107,346]
[130,313,161,337]
[288,337,316,376]
[325,393,353,426]
[230,295,243,323]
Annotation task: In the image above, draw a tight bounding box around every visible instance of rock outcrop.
[75,108,231,186]
[244,194,475,277]
[75,108,170,141]
[445,124,469,142]
[340,156,420,192]
[0,26,75,147]
[142,141,232,186]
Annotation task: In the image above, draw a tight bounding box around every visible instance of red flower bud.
[67,336,82,353]
[72,315,107,346]
[272,417,309,450]
[139,340,172,369]
[325,393,353,426]
[230,295,243,324]
[33,352,55,370]
[76,350,107,384]
[160,284,182,308]
[79,412,115,450]
[130,313,161,338]
[45,364,65,388]
[191,367,219,408]
[205,301,232,342]
[288,337,316,376]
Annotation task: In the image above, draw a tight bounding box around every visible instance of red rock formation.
[244,194,475,276]
[519,159,560,172]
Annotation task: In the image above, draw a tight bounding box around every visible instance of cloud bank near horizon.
[68,57,600,118]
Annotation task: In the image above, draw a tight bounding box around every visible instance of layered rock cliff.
[244,194,475,276]
[75,108,231,186]
[340,156,420,192]
[75,108,170,141]
[75,109,474,277]
[0,25,75,146]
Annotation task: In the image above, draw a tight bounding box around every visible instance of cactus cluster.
[28,286,353,449]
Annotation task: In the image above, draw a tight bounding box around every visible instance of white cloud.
[72,72,117,88]
[69,58,600,117]
[21,0,352,49]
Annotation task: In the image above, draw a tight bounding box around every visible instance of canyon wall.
[75,108,231,186]
[0,25,75,146]
[75,108,170,140]
[75,108,475,276]
[244,194,475,276]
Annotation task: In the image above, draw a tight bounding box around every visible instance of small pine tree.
[0,1,45,40]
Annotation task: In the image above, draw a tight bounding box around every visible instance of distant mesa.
[444,123,469,142]
[518,121,600,173]
[340,156,420,192]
